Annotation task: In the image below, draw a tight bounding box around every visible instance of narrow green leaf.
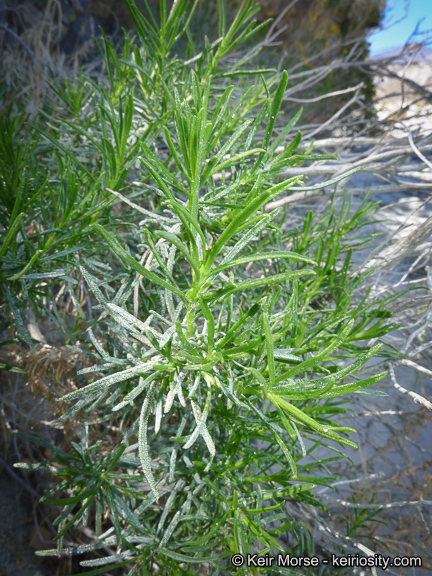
[209,251,316,276]
[319,372,387,399]
[155,230,199,276]
[184,385,212,451]
[276,318,355,380]
[206,189,274,266]
[43,489,96,506]
[105,443,127,473]
[289,166,365,191]
[0,212,25,260]
[261,483,316,500]
[263,301,275,391]
[71,559,132,576]
[53,495,95,541]
[216,303,260,350]
[183,509,230,547]
[92,224,185,301]
[217,211,275,267]
[159,548,216,563]
[265,70,288,147]
[208,148,265,177]
[138,380,159,500]
[207,270,316,301]
[7,249,42,281]
[199,296,214,353]
[80,551,136,568]
[60,362,157,402]
[4,287,35,350]
[29,123,94,179]
[268,108,302,156]
[269,394,357,448]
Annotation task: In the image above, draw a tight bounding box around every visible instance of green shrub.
[2,1,400,574]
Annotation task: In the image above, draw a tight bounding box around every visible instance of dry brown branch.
[363,214,432,271]
[389,364,432,411]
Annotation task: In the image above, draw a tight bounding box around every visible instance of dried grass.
[8,344,90,402]
[1,0,100,117]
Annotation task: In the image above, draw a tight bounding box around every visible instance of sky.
[368,0,432,55]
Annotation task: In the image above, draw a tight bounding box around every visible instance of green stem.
[7,230,59,281]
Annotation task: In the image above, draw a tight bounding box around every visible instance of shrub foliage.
[1,1,399,574]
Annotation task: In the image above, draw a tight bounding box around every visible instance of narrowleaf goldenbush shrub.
[0,0,401,574]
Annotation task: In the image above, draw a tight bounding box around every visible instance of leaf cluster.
[0,1,402,574]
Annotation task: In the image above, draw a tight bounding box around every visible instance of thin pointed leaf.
[138,380,159,500]
[209,250,316,276]
[92,224,185,301]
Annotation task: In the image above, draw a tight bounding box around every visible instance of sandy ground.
[374,53,432,136]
